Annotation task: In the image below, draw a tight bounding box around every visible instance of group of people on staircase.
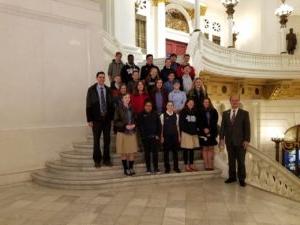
[86,51,251,187]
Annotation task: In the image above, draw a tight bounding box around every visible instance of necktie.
[100,87,107,113]
[231,109,236,124]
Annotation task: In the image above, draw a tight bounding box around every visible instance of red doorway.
[166,39,187,57]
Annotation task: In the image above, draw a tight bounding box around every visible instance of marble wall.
[0,0,104,185]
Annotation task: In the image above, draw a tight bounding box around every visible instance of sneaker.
[146,170,152,175]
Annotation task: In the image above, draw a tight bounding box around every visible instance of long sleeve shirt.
[168,90,187,112]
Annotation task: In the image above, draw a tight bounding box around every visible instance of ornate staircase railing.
[187,32,300,79]
[246,145,300,202]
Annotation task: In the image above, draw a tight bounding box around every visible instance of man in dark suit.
[86,72,113,168]
[286,28,297,55]
[219,95,250,187]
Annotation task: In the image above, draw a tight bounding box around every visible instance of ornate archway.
[165,3,193,33]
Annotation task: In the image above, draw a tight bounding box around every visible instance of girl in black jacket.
[137,100,161,174]
[179,99,200,172]
[199,97,219,170]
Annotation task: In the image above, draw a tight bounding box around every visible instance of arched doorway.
[165,5,192,57]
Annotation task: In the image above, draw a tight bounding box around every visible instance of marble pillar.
[195,0,201,31]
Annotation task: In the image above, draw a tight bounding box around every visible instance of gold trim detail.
[151,0,168,6]
[185,6,207,19]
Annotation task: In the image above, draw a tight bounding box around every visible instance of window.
[136,15,147,52]
[212,35,221,45]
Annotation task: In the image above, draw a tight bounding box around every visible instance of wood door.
[166,39,188,57]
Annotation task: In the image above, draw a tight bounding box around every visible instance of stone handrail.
[187,32,300,79]
[246,145,300,202]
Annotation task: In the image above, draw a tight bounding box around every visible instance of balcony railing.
[187,32,300,79]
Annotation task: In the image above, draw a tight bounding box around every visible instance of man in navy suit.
[219,95,250,187]
[86,72,113,168]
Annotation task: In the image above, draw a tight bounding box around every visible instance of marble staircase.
[32,135,222,189]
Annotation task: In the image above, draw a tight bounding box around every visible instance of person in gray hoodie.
[108,51,124,82]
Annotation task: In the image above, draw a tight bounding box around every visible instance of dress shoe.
[94,163,101,168]
[239,180,247,187]
[174,168,181,173]
[124,169,130,176]
[103,161,113,167]
[129,169,136,176]
[185,166,193,172]
[154,169,161,175]
[225,178,237,183]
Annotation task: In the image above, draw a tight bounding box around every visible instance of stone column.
[223,2,239,48]
[228,17,234,47]
[152,0,166,58]
[114,0,136,48]
[279,15,288,54]
[195,0,201,31]
[226,4,235,47]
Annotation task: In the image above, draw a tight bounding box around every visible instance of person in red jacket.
[131,80,149,114]
[176,54,196,80]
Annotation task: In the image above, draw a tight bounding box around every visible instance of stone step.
[59,150,202,165]
[86,134,116,142]
[45,160,205,176]
[72,142,116,153]
[31,168,222,190]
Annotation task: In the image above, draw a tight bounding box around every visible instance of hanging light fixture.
[275,0,293,27]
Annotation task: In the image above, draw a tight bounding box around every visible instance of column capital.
[151,0,167,7]
[186,6,207,19]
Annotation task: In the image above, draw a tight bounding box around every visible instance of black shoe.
[225,178,237,183]
[174,168,181,173]
[239,180,247,187]
[94,163,101,168]
[129,169,136,176]
[165,169,170,174]
[103,161,113,167]
[154,169,161,175]
[124,169,130,176]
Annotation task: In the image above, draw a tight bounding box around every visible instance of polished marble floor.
[0,178,299,225]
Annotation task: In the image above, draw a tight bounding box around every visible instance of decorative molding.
[185,5,207,19]
[151,0,168,7]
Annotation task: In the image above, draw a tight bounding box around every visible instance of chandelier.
[275,0,293,17]
[221,0,239,7]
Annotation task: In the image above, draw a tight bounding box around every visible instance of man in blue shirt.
[86,72,113,168]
